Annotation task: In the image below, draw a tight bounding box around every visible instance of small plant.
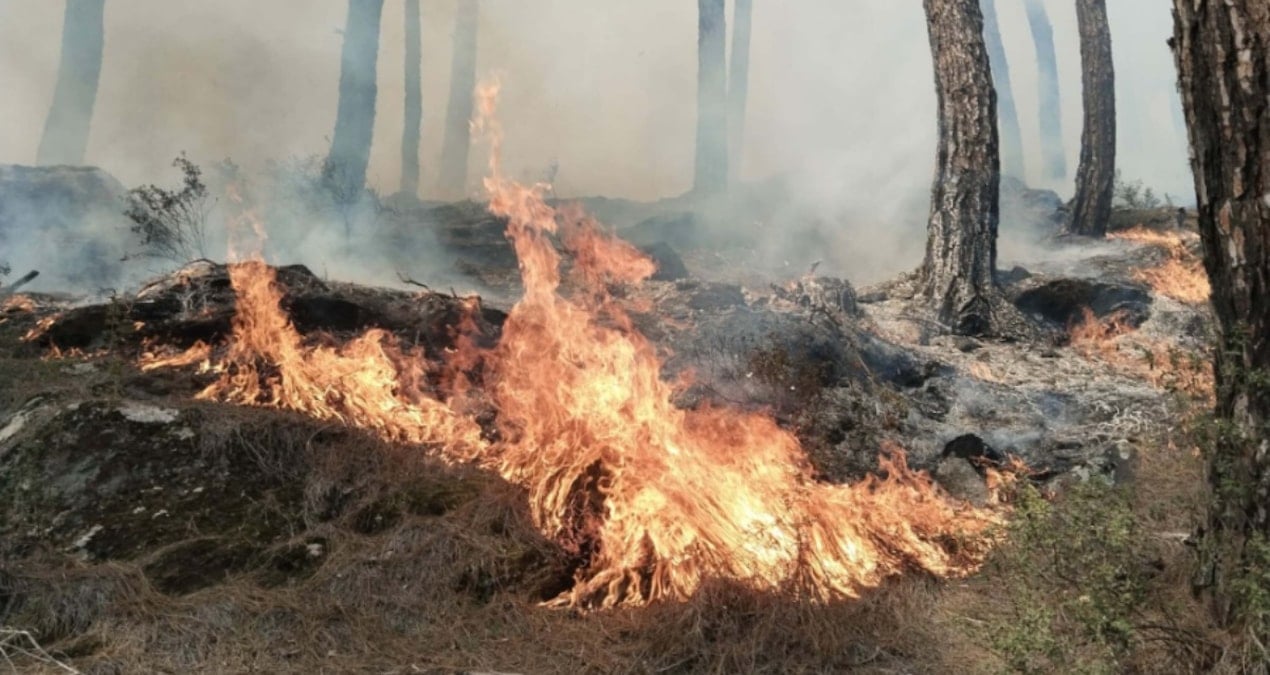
[1113,171,1164,210]
[124,153,214,263]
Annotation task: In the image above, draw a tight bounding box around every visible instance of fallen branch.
[0,271,39,300]
[0,627,79,674]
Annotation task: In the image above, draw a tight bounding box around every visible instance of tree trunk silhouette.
[981,0,1024,179]
[728,0,752,184]
[37,0,106,166]
[694,0,728,195]
[438,0,478,199]
[1023,0,1066,181]
[1068,0,1115,237]
[1171,0,1270,637]
[920,0,1002,336]
[399,0,422,198]
[325,0,383,205]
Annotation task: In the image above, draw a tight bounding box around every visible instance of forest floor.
[0,202,1245,674]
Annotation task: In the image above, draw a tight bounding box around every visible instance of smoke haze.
[0,0,1192,288]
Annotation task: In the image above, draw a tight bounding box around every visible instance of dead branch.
[0,271,39,300]
[0,627,80,674]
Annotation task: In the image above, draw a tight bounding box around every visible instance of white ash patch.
[0,398,50,446]
[118,402,180,424]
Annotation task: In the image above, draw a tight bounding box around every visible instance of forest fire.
[1068,307,1213,401]
[138,83,1007,607]
[1109,226,1210,304]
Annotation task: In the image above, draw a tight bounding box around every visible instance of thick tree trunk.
[399,0,422,198]
[1068,0,1115,237]
[1171,0,1270,636]
[325,0,383,204]
[1023,0,1066,181]
[920,0,1002,336]
[37,0,106,166]
[728,0,752,184]
[694,0,728,195]
[981,0,1024,179]
[438,0,479,199]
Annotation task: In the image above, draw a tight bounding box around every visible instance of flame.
[1068,307,1213,401]
[1109,226,1210,304]
[139,340,213,372]
[144,80,1008,607]
[1,294,36,314]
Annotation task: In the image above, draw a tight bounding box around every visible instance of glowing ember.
[1,294,36,314]
[1109,226,1210,304]
[139,340,213,372]
[145,81,1007,607]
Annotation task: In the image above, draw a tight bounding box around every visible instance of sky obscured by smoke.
[0,0,1193,287]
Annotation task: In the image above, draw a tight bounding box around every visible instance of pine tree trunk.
[1023,0,1066,181]
[1068,0,1115,237]
[438,0,479,199]
[981,0,1025,179]
[325,0,383,204]
[1171,0,1270,635]
[728,0,753,184]
[921,0,1002,336]
[400,0,422,198]
[694,0,728,195]
[37,0,106,166]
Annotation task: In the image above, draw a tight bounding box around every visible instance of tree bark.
[920,0,1002,336]
[438,0,479,199]
[694,0,728,195]
[399,0,422,198]
[37,0,106,166]
[981,0,1025,179]
[728,0,752,184]
[324,0,383,203]
[1068,0,1115,237]
[1171,0,1270,636]
[1023,0,1066,182]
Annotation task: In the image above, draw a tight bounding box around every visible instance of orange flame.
[1068,307,1213,401]
[146,80,1007,607]
[1109,226,1210,304]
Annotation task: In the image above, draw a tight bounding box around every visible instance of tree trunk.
[325,0,383,204]
[1068,0,1115,237]
[981,0,1024,179]
[1171,0,1270,638]
[399,0,422,198]
[37,0,106,166]
[1023,0,1066,182]
[438,0,479,199]
[728,0,752,184]
[694,0,728,195]
[920,0,1002,336]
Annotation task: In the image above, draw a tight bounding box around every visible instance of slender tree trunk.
[728,0,752,184]
[1067,0,1115,237]
[694,0,728,195]
[399,0,422,198]
[1023,0,1066,181]
[325,0,383,205]
[37,0,106,166]
[438,0,478,200]
[981,0,1024,179]
[1171,0,1270,638]
[920,0,1002,336]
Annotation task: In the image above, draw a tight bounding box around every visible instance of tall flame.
[152,80,1004,607]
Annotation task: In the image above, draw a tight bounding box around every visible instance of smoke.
[0,0,1191,292]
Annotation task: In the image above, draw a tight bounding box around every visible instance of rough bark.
[438,0,479,199]
[324,0,384,203]
[981,0,1025,179]
[399,0,422,198]
[1068,0,1115,237]
[694,0,728,195]
[920,0,1002,336]
[728,0,752,184]
[1171,0,1270,635]
[1023,0,1066,181]
[36,0,106,166]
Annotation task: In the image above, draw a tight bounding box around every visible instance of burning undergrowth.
[122,83,1010,608]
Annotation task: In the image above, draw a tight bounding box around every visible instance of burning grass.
[1068,308,1214,403]
[1109,225,1211,304]
[132,82,1012,609]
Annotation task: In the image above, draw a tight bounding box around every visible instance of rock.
[1012,278,1153,329]
[934,457,990,507]
[0,164,131,289]
[941,433,1005,468]
[640,242,689,281]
